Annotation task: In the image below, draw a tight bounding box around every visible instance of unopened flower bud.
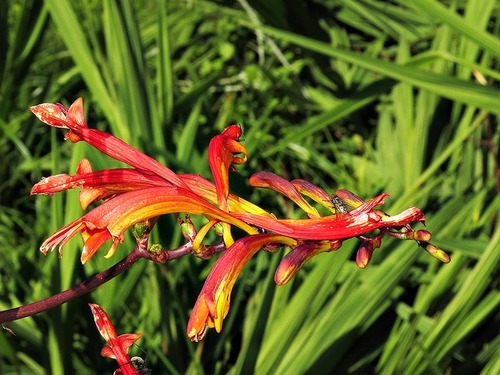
[133,222,149,240]
[356,241,374,269]
[179,217,196,241]
[414,230,431,242]
[275,241,333,285]
[192,244,216,260]
[424,243,451,263]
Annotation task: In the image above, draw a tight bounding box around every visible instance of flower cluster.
[30,98,450,342]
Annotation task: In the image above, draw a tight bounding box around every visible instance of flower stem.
[0,248,144,325]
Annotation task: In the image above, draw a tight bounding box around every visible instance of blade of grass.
[400,0,500,59]
[242,23,500,115]
[405,228,500,373]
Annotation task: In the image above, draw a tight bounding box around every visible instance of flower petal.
[291,179,333,211]
[250,172,320,218]
[89,303,117,341]
[275,240,342,285]
[208,125,247,246]
[233,194,425,240]
[29,102,69,128]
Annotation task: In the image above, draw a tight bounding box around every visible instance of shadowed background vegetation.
[0,1,498,374]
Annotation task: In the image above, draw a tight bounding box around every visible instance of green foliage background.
[0,0,498,374]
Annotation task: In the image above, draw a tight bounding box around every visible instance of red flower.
[208,124,247,246]
[30,98,450,342]
[187,234,297,341]
[89,303,141,375]
[30,98,185,187]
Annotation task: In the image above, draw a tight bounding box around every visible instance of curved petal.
[250,172,320,218]
[30,102,69,129]
[275,240,342,285]
[187,234,297,341]
[233,194,425,240]
[291,179,334,211]
[41,186,260,263]
[85,186,259,238]
[208,125,247,246]
[32,98,187,188]
[181,174,273,217]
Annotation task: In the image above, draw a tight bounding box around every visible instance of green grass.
[0,1,498,374]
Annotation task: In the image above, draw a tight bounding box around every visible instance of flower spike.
[28,98,450,343]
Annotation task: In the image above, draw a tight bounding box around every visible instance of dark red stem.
[0,246,146,325]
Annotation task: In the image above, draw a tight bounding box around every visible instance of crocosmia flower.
[30,98,450,342]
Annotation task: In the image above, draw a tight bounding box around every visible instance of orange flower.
[187,234,297,341]
[39,185,258,264]
[30,98,450,343]
[208,124,247,246]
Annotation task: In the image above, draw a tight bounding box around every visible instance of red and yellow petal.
[187,234,297,341]
[250,172,320,218]
[89,303,141,374]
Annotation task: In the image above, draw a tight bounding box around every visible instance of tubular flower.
[30,98,186,188]
[291,179,335,211]
[249,172,321,218]
[32,159,170,210]
[232,190,424,239]
[208,124,247,246]
[39,186,258,264]
[89,303,141,375]
[187,234,297,342]
[275,240,343,285]
[30,98,450,343]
